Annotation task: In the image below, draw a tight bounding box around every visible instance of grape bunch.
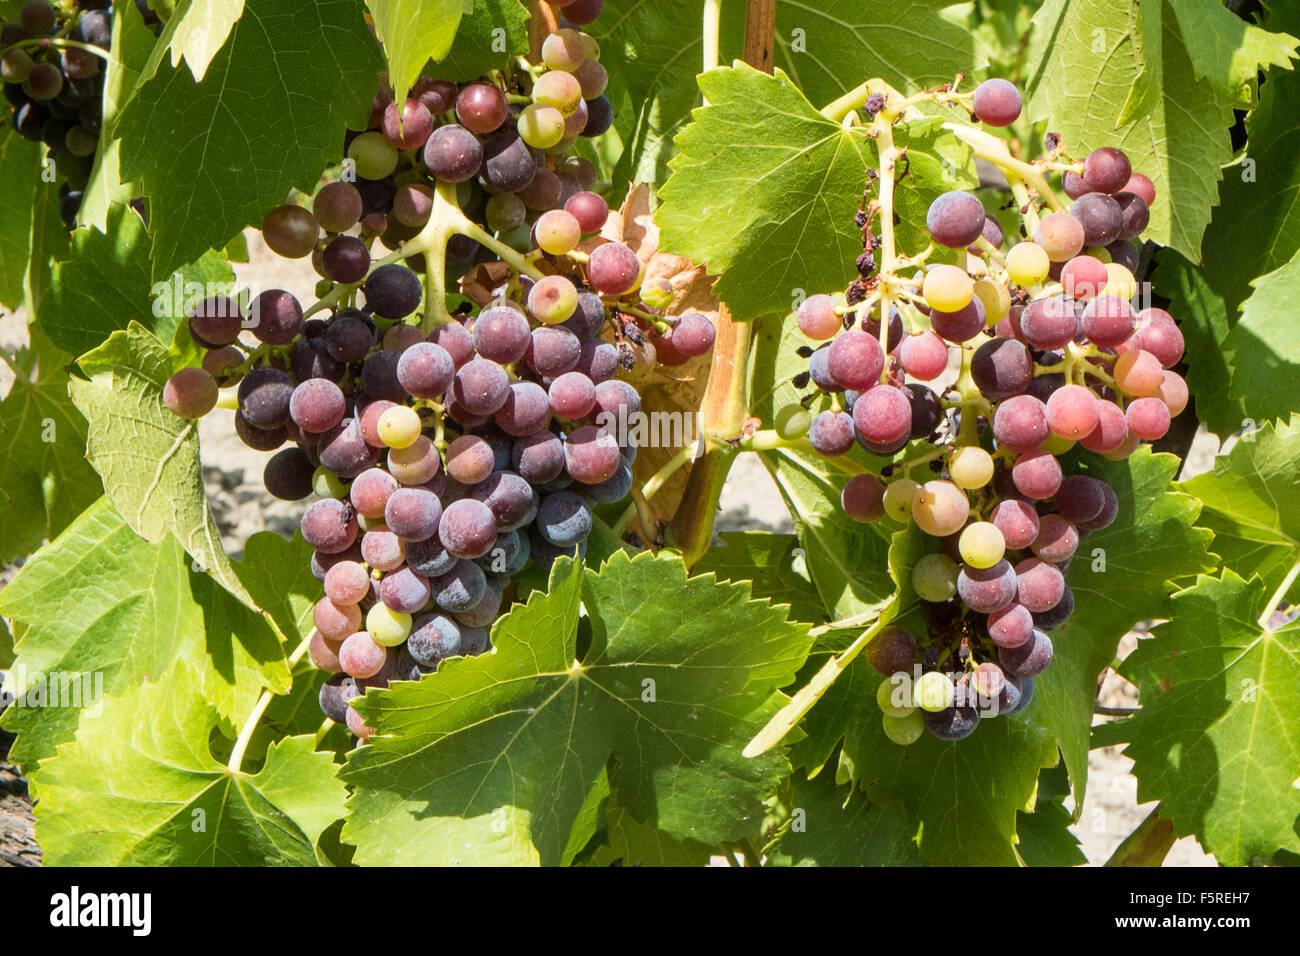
[782,78,1184,745]
[1,0,115,226]
[161,6,716,742]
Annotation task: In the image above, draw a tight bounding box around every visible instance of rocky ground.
[0,235,1220,866]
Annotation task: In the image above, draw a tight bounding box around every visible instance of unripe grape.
[912,553,958,601]
[877,675,916,718]
[883,711,925,745]
[922,265,974,312]
[796,293,840,340]
[959,521,1006,569]
[775,404,812,439]
[1102,262,1137,299]
[366,603,412,647]
[973,277,1010,323]
[882,478,919,522]
[518,103,566,148]
[949,446,994,489]
[912,480,969,536]
[532,69,583,114]
[163,367,219,418]
[1113,349,1163,397]
[377,404,422,448]
[1033,212,1085,262]
[347,131,400,180]
[1006,241,1050,286]
[535,209,582,254]
[913,671,956,712]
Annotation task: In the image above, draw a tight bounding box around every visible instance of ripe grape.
[1082,147,1131,194]
[364,264,422,319]
[1060,255,1108,301]
[930,297,985,343]
[453,357,511,415]
[841,474,887,522]
[825,330,883,390]
[1015,558,1065,613]
[1045,384,1099,440]
[1114,191,1150,240]
[313,181,363,232]
[957,559,1018,613]
[537,490,593,547]
[852,385,912,446]
[1076,482,1119,531]
[396,342,455,399]
[388,436,442,485]
[301,498,359,554]
[1019,295,1075,350]
[471,472,538,530]
[922,264,973,311]
[189,295,244,347]
[865,626,918,675]
[237,367,294,429]
[1155,369,1188,416]
[439,498,498,558]
[382,98,434,150]
[808,410,855,456]
[999,629,1054,678]
[361,350,406,404]
[971,338,1032,401]
[565,424,620,483]
[1130,309,1184,367]
[315,596,363,642]
[163,367,218,418]
[1077,400,1128,454]
[1126,396,1171,440]
[519,167,562,208]
[989,498,1039,549]
[796,294,839,339]
[202,345,245,385]
[673,313,716,357]
[992,394,1049,452]
[1069,192,1124,246]
[1080,295,1136,347]
[1011,449,1063,499]
[899,331,949,380]
[972,78,1022,126]
[339,632,388,678]
[309,632,344,674]
[473,306,532,363]
[580,95,613,137]
[906,384,943,439]
[444,435,495,485]
[926,191,986,248]
[456,82,508,133]
[587,241,641,295]
[912,480,970,537]
[987,603,1033,648]
[1032,513,1079,563]
[564,191,609,233]
[1114,349,1163,397]
[249,289,304,345]
[496,380,553,436]
[512,431,566,484]
[325,560,372,607]
[1033,212,1085,261]
[319,417,381,478]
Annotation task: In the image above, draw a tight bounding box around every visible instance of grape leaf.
[342,552,814,865]
[1166,0,1297,106]
[0,128,44,310]
[0,327,102,565]
[115,0,384,280]
[770,0,987,108]
[765,772,923,866]
[78,0,158,231]
[694,532,826,625]
[140,0,248,84]
[367,0,462,101]
[1095,571,1300,866]
[1180,416,1300,604]
[1035,448,1214,814]
[659,66,973,318]
[1225,258,1300,425]
[232,531,320,648]
[0,498,290,770]
[1024,0,1239,260]
[67,322,250,605]
[44,203,234,356]
[583,793,714,867]
[33,665,344,866]
[657,64,873,319]
[423,0,529,82]
[1015,764,1087,867]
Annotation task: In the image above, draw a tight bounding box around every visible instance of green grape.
[883,711,925,745]
[1006,241,1050,286]
[949,445,993,489]
[922,264,973,312]
[313,467,348,499]
[958,521,1006,569]
[775,404,811,440]
[517,103,565,149]
[912,552,958,601]
[347,131,399,180]
[486,192,526,232]
[366,604,412,647]
[882,478,919,522]
[876,674,916,717]
[1042,432,1076,455]
[913,671,955,712]
[499,222,533,253]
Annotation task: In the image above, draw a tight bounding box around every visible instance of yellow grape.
[378,405,422,449]
[958,521,1006,569]
[973,277,1010,323]
[1102,262,1137,298]
[922,265,974,312]
[949,446,994,489]
[366,604,412,646]
[912,479,970,536]
[1084,245,1113,263]
[876,675,916,717]
[883,711,925,745]
[882,478,919,521]
[913,671,955,712]
[1042,432,1076,455]
[1006,241,1050,286]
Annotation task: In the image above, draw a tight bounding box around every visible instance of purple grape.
[301,498,358,553]
[512,431,566,484]
[537,491,592,547]
[379,565,431,614]
[384,487,443,542]
[529,326,582,377]
[237,367,294,429]
[999,629,1054,678]
[439,498,498,558]
[926,191,986,248]
[249,290,303,345]
[957,559,1018,613]
[453,357,510,416]
[318,417,381,478]
[431,559,488,612]
[423,124,483,182]
[495,381,552,437]
[263,447,314,501]
[473,306,532,363]
[289,378,345,434]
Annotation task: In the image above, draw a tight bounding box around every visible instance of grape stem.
[874,111,899,368]
[1258,559,1300,630]
[611,437,703,539]
[227,631,314,774]
[702,0,722,77]
[943,122,1066,214]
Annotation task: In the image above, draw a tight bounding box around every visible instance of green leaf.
[367,0,462,101]
[44,203,235,356]
[1025,0,1239,259]
[1167,0,1297,106]
[583,793,714,867]
[233,531,320,648]
[1180,415,1300,604]
[115,0,383,280]
[1095,571,1300,866]
[67,322,251,605]
[79,5,156,231]
[34,665,344,866]
[770,0,987,108]
[765,772,923,866]
[0,328,102,565]
[0,499,289,769]
[423,0,529,82]
[152,0,247,83]
[0,128,44,310]
[1035,448,1214,812]
[694,531,826,625]
[1225,257,1300,424]
[0,617,13,670]
[342,552,814,865]
[1015,764,1087,867]
[658,63,873,319]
